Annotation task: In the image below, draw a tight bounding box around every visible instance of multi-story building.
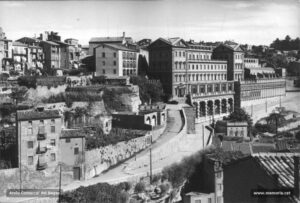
[39,41,60,69]
[17,107,63,171]
[148,38,235,123]
[65,38,81,68]
[0,27,13,74]
[16,37,44,69]
[212,43,245,81]
[244,57,276,78]
[95,43,138,77]
[88,32,133,55]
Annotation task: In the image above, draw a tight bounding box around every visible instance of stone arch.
[200,101,206,117]
[193,102,199,118]
[207,100,214,116]
[215,100,221,115]
[152,115,157,126]
[146,116,151,125]
[221,99,227,114]
[228,98,234,113]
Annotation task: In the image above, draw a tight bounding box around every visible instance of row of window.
[235,54,243,59]
[188,53,211,60]
[174,73,227,82]
[174,62,227,70]
[101,60,136,68]
[234,63,243,69]
[27,139,56,149]
[234,74,243,80]
[27,120,56,135]
[27,153,56,165]
[122,51,136,59]
[245,58,258,63]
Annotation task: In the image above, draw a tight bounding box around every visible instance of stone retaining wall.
[84,125,166,179]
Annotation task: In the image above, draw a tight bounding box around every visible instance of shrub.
[134,182,146,193]
[17,76,37,89]
[60,182,128,203]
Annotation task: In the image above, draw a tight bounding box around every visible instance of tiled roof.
[251,143,276,153]
[41,40,59,46]
[17,109,61,121]
[89,37,133,43]
[61,129,86,138]
[253,154,295,188]
[101,43,138,52]
[12,41,27,47]
[253,153,300,202]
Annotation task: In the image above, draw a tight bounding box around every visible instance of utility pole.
[58,163,62,202]
[149,135,153,184]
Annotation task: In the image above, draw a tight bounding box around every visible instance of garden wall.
[84,124,166,180]
[27,85,67,103]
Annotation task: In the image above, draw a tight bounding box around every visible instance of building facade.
[40,41,60,69]
[234,78,286,109]
[0,27,13,74]
[148,38,235,123]
[88,32,133,55]
[95,43,138,77]
[17,107,63,171]
[212,43,244,81]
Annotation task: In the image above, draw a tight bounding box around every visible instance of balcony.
[37,133,47,140]
[37,126,47,140]
[36,146,47,154]
[36,162,48,170]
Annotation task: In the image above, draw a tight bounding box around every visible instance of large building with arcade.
[148,38,236,123]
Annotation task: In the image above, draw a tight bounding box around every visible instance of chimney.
[294,156,299,198]
[122,32,125,38]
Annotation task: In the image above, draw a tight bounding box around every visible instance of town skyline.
[0,0,299,46]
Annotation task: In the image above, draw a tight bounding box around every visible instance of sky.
[0,0,299,46]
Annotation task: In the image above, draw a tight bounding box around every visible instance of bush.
[130,76,164,103]
[85,127,146,150]
[60,182,128,203]
[17,76,37,89]
[134,182,146,193]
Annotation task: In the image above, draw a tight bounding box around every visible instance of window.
[27,141,33,149]
[28,156,33,165]
[28,121,33,135]
[208,198,212,203]
[51,126,55,133]
[51,153,56,161]
[218,184,222,190]
[195,200,201,203]
[113,69,117,74]
[102,69,105,74]
[113,61,116,66]
[102,61,105,66]
[65,138,70,143]
[217,171,222,178]
[102,52,105,58]
[113,52,117,57]
[50,139,56,146]
[217,196,222,203]
[74,147,79,155]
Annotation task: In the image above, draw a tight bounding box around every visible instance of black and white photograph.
[0,0,299,202]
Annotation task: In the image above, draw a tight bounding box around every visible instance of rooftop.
[61,129,86,138]
[17,108,61,121]
[89,36,133,43]
[96,43,138,52]
[253,153,297,189]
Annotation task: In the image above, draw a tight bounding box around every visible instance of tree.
[130,76,164,103]
[9,86,28,105]
[225,108,253,127]
[296,131,300,141]
[134,182,146,193]
[266,113,285,134]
